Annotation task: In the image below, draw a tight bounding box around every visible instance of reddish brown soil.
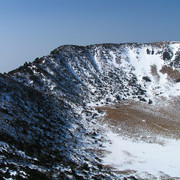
[160,65,180,82]
[97,98,180,143]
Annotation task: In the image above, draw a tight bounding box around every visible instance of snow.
[123,45,180,101]
[46,67,55,75]
[103,131,180,178]
[169,43,180,59]
[9,170,17,176]
[93,48,102,72]
[109,51,119,68]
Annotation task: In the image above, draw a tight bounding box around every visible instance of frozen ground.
[99,98,180,179]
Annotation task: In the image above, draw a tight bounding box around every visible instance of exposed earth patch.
[98,98,180,179]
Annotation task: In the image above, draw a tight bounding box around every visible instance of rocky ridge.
[0,41,180,179]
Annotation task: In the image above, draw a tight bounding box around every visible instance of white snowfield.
[125,44,180,100]
[103,130,180,179]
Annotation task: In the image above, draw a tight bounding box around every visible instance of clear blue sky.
[0,0,180,73]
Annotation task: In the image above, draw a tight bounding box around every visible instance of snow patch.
[103,131,180,178]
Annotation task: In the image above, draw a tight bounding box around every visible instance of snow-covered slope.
[0,74,108,179]
[8,41,180,105]
[0,41,180,179]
